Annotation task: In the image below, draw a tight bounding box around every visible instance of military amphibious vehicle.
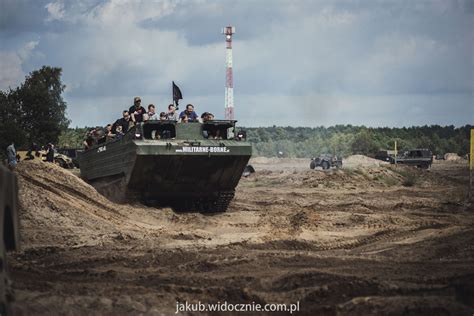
[78,120,252,212]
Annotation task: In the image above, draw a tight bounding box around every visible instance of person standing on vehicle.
[129,97,147,123]
[6,142,17,170]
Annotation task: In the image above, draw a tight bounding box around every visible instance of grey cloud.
[0,0,83,37]
[0,0,49,33]
[137,0,304,45]
[1,0,472,127]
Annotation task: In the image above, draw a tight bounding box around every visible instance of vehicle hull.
[78,122,252,211]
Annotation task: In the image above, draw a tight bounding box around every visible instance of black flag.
[172,81,182,109]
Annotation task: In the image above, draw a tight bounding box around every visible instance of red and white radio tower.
[222,26,235,120]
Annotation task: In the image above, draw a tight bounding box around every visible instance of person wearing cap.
[129,96,147,123]
[201,112,215,122]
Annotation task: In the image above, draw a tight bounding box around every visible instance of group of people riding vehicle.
[83,97,217,150]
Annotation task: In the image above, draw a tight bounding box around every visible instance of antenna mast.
[222,26,235,120]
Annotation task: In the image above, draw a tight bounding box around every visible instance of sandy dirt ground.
[7,157,474,315]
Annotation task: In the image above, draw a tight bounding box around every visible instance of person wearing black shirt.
[112,110,131,134]
[46,143,55,162]
[129,96,146,123]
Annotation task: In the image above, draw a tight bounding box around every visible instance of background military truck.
[390,148,433,169]
[310,154,343,170]
[375,150,396,162]
[0,164,21,314]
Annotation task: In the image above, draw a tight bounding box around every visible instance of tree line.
[0,66,69,159]
[245,125,471,158]
[56,125,471,158]
[1,66,471,159]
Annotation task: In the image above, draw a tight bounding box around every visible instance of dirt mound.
[344,155,389,167]
[249,157,281,164]
[250,157,307,165]
[15,161,126,247]
[444,153,462,161]
[14,160,174,248]
[248,157,311,172]
[241,165,408,190]
[13,160,268,250]
[302,167,404,189]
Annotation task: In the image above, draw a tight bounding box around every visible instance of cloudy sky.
[0,0,473,127]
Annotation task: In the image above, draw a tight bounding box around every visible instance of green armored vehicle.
[78,120,252,212]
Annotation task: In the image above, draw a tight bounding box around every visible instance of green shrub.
[402,173,417,187]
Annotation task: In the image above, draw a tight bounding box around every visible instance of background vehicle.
[310,154,343,170]
[16,149,75,169]
[78,120,252,212]
[0,164,21,314]
[375,150,396,162]
[51,152,75,169]
[390,149,433,169]
[57,148,81,168]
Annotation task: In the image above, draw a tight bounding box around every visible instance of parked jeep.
[310,154,343,170]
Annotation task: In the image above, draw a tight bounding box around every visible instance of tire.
[310,161,316,169]
[54,158,65,168]
[322,161,330,170]
[242,165,255,177]
[196,191,234,213]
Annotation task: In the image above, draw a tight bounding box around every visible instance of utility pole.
[394,140,398,165]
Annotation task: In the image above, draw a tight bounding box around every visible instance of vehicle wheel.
[242,165,255,177]
[54,159,64,168]
[322,161,330,170]
[310,161,316,169]
[204,191,234,213]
